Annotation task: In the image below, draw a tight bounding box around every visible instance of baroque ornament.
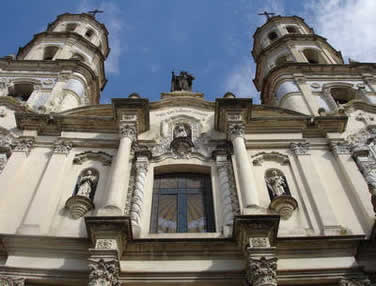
[54,141,72,154]
[152,116,210,159]
[13,139,33,153]
[119,122,137,141]
[88,259,120,286]
[246,256,278,286]
[228,123,245,138]
[339,278,371,286]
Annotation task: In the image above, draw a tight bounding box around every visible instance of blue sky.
[1,0,376,104]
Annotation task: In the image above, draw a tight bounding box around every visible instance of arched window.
[66,23,78,32]
[73,168,99,201]
[85,28,95,39]
[150,173,215,233]
[331,87,356,105]
[43,46,59,60]
[286,26,298,34]
[303,49,325,64]
[268,31,278,41]
[265,169,291,200]
[8,83,34,101]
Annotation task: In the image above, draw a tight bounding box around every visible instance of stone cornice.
[260,63,376,104]
[150,97,215,111]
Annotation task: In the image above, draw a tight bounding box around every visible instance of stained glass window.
[150,173,215,233]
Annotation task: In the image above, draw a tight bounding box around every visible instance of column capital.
[53,141,73,154]
[228,122,245,140]
[246,255,278,286]
[88,258,120,286]
[329,141,352,156]
[289,142,310,156]
[119,121,137,141]
[12,138,34,154]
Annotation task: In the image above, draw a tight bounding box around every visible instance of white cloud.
[304,0,376,62]
[77,0,125,74]
[224,60,260,102]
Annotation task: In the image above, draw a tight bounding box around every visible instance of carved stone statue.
[76,169,98,199]
[171,71,195,92]
[266,170,287,197]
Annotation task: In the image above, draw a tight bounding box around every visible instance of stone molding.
[88,258,120,286]
[289,142,310,155]
[0,153,7,174]
[216,161,235,229]
[73,151,113,166]
[246,255,278,286]
[269,195,298,219]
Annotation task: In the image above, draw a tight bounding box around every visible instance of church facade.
[0,12,375,286]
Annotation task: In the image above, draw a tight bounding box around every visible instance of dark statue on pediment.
[171,71,195,92]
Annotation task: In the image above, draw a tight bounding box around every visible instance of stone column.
[130,154,149,236]
[215,152,235,237]
[100,119,136,216]
[18,141,72,235]
[228,123,260,209]
[290,142,342,235]
[330,142,374,231]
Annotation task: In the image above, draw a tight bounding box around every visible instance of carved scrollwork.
[246,256,278,286]
[88,259,120,286]
[329,142,352,156]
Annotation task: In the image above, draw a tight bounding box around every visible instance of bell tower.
[252,15,355,115]
[0,13,109,112]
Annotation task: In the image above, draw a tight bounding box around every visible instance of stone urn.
[65,195,95,219]
[269,195,298,219]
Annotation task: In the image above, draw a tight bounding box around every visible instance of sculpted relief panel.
[151,109,213,160]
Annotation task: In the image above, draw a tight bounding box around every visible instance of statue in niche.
[76,169,98,199]
[265,170,289,198]
[171,71,195,92]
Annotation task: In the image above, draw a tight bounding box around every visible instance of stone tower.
[251,16,376,116]
[0,13,109,112]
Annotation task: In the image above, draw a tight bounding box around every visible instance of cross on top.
[258,11,276,20]
[88,9,104,17]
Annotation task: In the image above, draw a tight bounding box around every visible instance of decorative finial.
[258,11,276,21]
[88,9,104,18]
